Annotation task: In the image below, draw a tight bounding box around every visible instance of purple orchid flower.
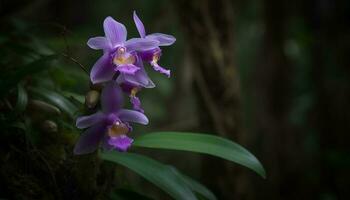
[117,58,155,113]
[133,11,176,78]
[87,16,159,84]
[74,81,149,155]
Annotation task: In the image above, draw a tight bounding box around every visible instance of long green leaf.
[169,167,217,200]
[29,87,77,118]
[62,91,85,105]
[133,132,266,178]
[110,189,153,200]
[15,83,28,112]
[101,152,197,200]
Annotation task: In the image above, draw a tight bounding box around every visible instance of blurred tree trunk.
[306,0,350,199]
[246,0,350,199]
[234,0,312,199]
[174,0,244,199]
[248,0,298,199]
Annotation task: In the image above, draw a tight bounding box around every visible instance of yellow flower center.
[113,47,136,65]
[152,53,160,63]
[130,87,139,97]
[107,121,129,137]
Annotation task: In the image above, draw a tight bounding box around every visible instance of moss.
[0,125,115,199]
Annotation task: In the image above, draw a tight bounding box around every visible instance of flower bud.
[28,100,61,116]
[41,120,58,133]
[85,90,100,109]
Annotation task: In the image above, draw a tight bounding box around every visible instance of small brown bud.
[85,90,100,109]
[28,100,61,115]
[41,120,58,133]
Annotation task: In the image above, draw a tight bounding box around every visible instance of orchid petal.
[116,64,140,75]
[117,61,155,88]
[73,123,106,155]
[76,112,105,129]
[103,16,127,46]
[90,53,115,84]
[118,109,149,125]
[139,48,160,62]
[108,135,133,151]
[133,11,146,38]
[117,69,155,88]
[151,62,171,78]
[124,38,159,51]
[146,33,176,46]
[101,81,123,113]
[87,36,111,50]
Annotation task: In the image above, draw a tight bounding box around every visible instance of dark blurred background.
[1,0,350,199]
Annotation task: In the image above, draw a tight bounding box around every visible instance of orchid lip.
[107,121,130,137]
[112,47,136,66]
[113,55,136,66]
[108,134,133,151]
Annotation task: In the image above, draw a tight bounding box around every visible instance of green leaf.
[110,189,153,200]
[10,121,26,131]
[169,167,217,200]
[0,55,56,97]
[133,132,266,178]
[23,117,39,145]
[62,91,85,105]
[101,152,198,200]
[29,87,77,118]
[15,83,28,113]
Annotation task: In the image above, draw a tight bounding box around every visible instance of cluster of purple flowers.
[74,12,175,155]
